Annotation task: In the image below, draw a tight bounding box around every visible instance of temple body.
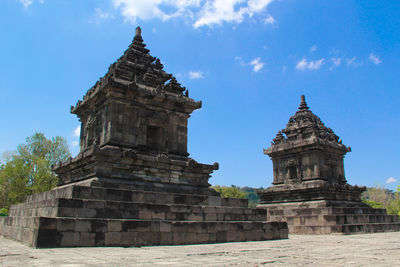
[268,97,348,187]
[258,96,400,234]
[55,28,215,191]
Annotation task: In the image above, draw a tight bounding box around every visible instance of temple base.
[257,186,400,234]
[0,179,288,248]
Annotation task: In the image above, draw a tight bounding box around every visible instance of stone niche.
[257,95,400,234]
[0,27,287,248]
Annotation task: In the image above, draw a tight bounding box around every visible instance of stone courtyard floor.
[1,232,399,266]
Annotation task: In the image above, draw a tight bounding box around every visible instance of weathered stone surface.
[0,27,287,248]
[2,232,400,266]
[257,95,400,234]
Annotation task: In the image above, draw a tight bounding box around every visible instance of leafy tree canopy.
[212,185,264,207]
[213,185,246,199]
[0,133,70,213]
[362,185,400,217]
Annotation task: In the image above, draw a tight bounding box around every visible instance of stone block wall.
[260,200,400,234]
[1,182,288,247]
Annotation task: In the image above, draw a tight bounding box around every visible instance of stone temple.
[257,95,400,234]
[0,27,287,247]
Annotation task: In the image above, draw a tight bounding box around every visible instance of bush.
[213,185,246,199]
[0,208,8,216]
[362,199,384,209]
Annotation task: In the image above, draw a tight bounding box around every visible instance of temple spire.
[298,94,309,111]
[133,26,144,46]
[135,26,141,37]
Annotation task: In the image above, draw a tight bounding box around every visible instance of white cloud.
[189,71,204,79]
[386,177,397,184]
[369,53,382,65]
[347,56,357,66]
[19,0,44,6]
[113,0,201,23]
[296,58,325,71]
[73,126,81,137]
[19,0,33,7]
[264,14,276,25]
[330,57,341,70]
[89,8,113,24]
[112,0,275,28]
[194,0,274,28]
[234,56,245,66]
[310,45,317,53]
[296,59,307,70]
[95,8,111,19]
[331,57,341,67]
[249,57,264,72]
[70,126,81,150]
[235,56,264,72]
[70,141,79,148]
[193,0,248,28]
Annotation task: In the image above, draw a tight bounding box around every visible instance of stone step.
[0,218,36,246]
[10,198,267,221]
[270,213,400,227]
[338,223,400,233]
[268,206,388,217]
[261,199,381,209]
[89,179,220,196]
[290,223,400,235]
[0,216,288,248]
[24,185,248,208]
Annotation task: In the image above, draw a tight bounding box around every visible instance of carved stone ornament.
[283,158,299,167]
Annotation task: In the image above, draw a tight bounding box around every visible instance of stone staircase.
[263,200,400,234]
[0,182,287,247]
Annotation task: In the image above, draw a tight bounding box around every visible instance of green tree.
[362,185,394,207]
[362,184,400,217]
[0,133,70,213]
[386,185,400,216]
[213,185,246,199]
[240,186,263,207]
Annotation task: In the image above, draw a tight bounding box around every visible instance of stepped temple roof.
[265,95,350,156]
[71,27,198,116]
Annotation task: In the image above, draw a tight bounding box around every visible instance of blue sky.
[1,0,399,190]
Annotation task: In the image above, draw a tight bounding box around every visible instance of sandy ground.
[1,232,399,266]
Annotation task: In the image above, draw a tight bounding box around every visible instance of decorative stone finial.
[299,94,309,110]
[133,26,144,45]
[135,26,142,37]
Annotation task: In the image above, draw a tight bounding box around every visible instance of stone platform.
[0,179,287,247]
[259,199,400,234]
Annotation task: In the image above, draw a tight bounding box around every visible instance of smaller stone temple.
[0,27,287,247]
[257,95,400,234]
